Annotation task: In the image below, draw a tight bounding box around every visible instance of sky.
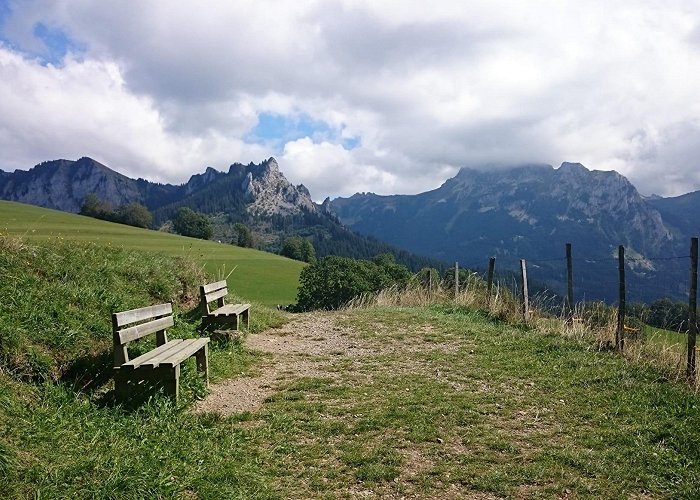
[1,0,700,200]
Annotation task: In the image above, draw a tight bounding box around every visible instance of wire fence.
[446,238,700,386]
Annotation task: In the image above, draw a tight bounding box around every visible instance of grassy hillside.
[3,303,700,497]
[0,200,304,306]
[1,232,699,497]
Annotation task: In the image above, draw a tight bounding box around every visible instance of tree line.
[80,194,153,229]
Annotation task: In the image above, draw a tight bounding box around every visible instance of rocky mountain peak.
[320,196,336,215]
[185,166,221,194]
[262,157,280,172]
[241,158,316,217]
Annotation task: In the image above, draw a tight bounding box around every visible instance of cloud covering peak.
[2,0,700,199]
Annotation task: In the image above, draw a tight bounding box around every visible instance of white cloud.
[2,0,700,197]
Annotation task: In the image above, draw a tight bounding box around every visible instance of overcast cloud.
[1,0,700,199]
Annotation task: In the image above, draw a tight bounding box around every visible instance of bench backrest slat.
[204,288,227,304]
[201,280,227,294]
[200,281,229,315]
[112,303,174,367]
[113,303,172,328]
[117,316,174,344]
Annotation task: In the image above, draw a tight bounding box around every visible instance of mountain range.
[329,162,699,303]
[0,157,440,272]
[1,157,698,302]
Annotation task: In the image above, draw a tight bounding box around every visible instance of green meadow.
[0,200,304,306]
[1,201,700,497]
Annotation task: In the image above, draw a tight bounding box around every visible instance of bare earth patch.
[195,311,370,414]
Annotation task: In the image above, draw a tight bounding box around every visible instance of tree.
[233,223,254,248]
[294,255,412,311]
[281,236,316,263]
[115,202,153,228]
[373,253,412,287]
[79,193,112,220]
[172,207,212,240]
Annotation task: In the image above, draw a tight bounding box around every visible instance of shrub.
[295,255,411,311]
[114,202,153,229]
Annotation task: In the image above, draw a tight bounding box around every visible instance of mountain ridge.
[329,161,696,302]
[0,156,443,272]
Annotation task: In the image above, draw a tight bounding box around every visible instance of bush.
[295,254,412,311]
[80,194,153,229]
[115,202,153,229]
[172,207,213,240]
[232,223,254,248]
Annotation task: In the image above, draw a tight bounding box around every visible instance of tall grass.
[347,270,699,389]
[347,271,521,323]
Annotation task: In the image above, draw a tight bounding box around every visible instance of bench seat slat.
[140,338,209,369]
[202,280,227,294]
[118,316,174,344]
[114,303,172,327]
[118,339,184,370]
[211,303,250,316]
[158,338,210,368]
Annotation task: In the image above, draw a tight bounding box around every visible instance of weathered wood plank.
[118,339,184,369]
[211,303,250,316]
[204,288,228,304]
[202,280,227,294]
[117,316,174,344]
[142,338,209,369]
[113,303,172,327]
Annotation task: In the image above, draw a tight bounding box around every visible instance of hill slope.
[0,157,443,271]
[0,200,305,305]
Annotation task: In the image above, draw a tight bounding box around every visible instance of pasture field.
[3,305,700,498]
[2,217,700,497]
[0,200,304,305]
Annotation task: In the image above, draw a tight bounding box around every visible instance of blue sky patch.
[32,22,84,65]
[342,136,361,150]
[0,1,10,25]
[245,112,360,152]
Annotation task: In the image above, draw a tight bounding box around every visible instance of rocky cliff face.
[240,157,316,216]
[0,156,319,218]
[0,157,145,212]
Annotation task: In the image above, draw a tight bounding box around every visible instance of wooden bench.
[112,303,209,402]
[199,280,250,331]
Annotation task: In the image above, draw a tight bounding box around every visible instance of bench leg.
[114,370,131,401]
[244,309,250,330]
[195,344,209,387]
[158,365,180,402]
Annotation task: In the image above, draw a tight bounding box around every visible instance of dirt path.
[195,311,369,415]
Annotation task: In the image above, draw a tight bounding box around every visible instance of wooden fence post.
[455,261,459,302]
[616,245,625,352]
[688,237,698,382]
[520,259,530,321]
[486,257,496,302]
[565,243,574,327]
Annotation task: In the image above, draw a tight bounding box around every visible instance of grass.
[0,234,285,382]
[4,304,700,497]
[0,200,304,306]
[3,202,700,497]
